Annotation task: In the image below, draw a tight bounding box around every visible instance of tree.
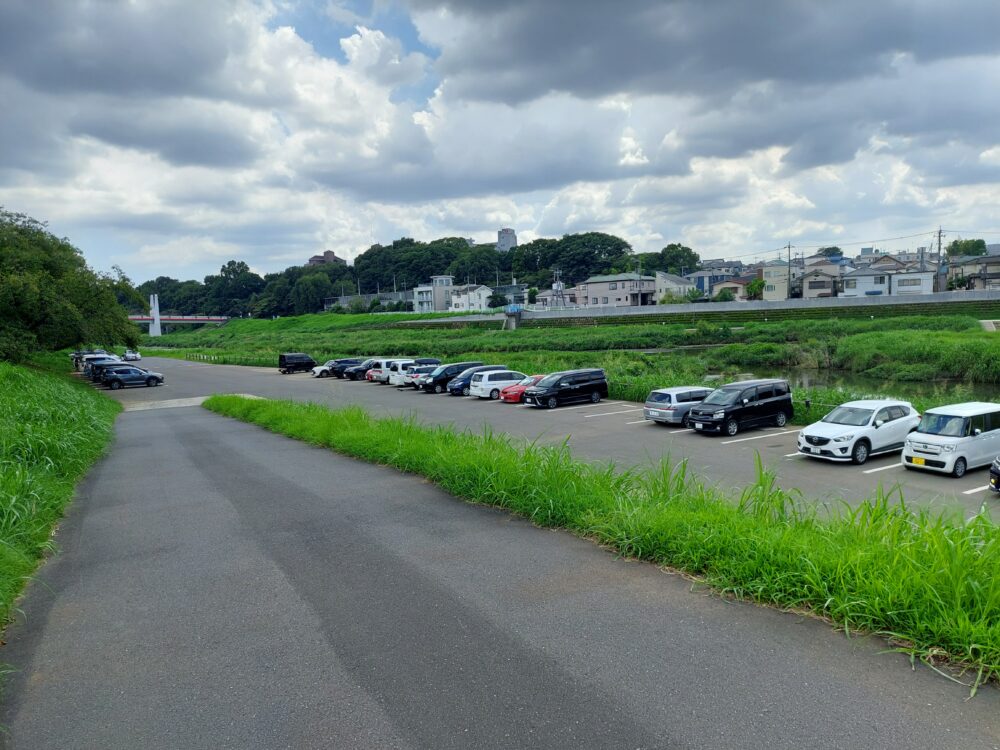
[713,288,735,302]
[488,292,509,308]
[660,243,700,275]
[289,273,333,315]
[0,208,140,360]
[745,278,765,300]
[685,287,704,302]
[947,238,987,257]
[817,246,842,258]
[527,287,538,303]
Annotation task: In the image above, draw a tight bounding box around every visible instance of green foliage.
[527,287,538,304]
[205,395,1000,686]
[947,238,987,257]
[713,288,736,302]
[290,273,334,315]
[745,278,765,300]
[817,246,842,257]
[0,359,120,623]
[487,291,509,308]
[0,208,140,360]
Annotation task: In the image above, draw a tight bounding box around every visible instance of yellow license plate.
[912,457,925,466]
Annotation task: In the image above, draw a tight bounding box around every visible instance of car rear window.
[647,392,671,404]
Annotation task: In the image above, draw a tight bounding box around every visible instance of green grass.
[0,357,121,623]
[204,394,1000,690]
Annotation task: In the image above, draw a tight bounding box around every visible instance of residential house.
[577,273,657,306]
[492,282,529,306]
[654,271,696,301]
[449,284,493,312]
[760,260,804,301]
[840,269,936,297]
[799,269,838,299]
[710,276,755,301]
[535,284,578,308]
[866,255,908,272]
[946,253,1000,290]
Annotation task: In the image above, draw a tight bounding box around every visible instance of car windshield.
[701,388,741,406]
[535,373,564,388]
[517,376,537,386]
[646,392,672,404]
[917,413,970,437]
[428,365,447,377]
[821,406,874,427]
[457,368,478,379]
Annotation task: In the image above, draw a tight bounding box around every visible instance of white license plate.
[694,423,704,430]
[526,397,534,404]
[649,410,660,417]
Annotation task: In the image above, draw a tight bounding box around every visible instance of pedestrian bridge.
[131,295,228,336]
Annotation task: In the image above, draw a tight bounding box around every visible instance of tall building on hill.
[307,250,347,266]
[496,228,517,252]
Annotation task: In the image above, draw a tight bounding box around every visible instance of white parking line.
[863,463,901,474]
[668,428,695,434]
[963,485,989,495]
[584,407,644,418]
[559,400,625,411]
[626,419,650,425]
[720,430,794,445]
[785,452,804,458]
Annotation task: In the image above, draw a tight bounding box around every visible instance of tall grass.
[0,360,120,621]
[204,395,1000,689]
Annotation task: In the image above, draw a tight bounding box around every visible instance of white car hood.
[801,421,865,440]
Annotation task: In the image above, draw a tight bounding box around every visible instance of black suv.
[278,353,316,374]
[523,369,609,408]
[687,378,793,436]
[421,361,483,394]
[330,358,364,377]
[344,358,379,380]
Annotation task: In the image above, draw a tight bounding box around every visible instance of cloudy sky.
[3,0,1000,283]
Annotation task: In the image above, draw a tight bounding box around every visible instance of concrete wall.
[520,289,1000,321]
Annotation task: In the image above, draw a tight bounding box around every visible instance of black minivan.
[523,369,609,408]
[421,361,483,393]
[687,378,793,436]
[278,352,317,374]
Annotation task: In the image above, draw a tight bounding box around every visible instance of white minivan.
[902,402,1000,478]
[385,360,417,386]
[469,370,528,399]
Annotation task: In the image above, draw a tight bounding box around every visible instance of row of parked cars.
[282,353,1000,482]
[70,350,164,389]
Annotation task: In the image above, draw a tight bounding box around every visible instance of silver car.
[644,386,712,427]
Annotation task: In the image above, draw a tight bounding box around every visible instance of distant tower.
[149,294,162,337]
[552,269,567,308]
[496,228,517,252]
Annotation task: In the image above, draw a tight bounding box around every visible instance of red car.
[366,368,382,382]
[500,374,545,403]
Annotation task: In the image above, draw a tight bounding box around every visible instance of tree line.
[0,209,141,362]
[138,233,704,317]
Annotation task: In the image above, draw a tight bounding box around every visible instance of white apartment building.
[840,269,936,297]
[578,273,657,306]
[496,228,517,252]
[761,260,804,301]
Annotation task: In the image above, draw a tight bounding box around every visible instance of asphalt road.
[136,357,998,516]
[2,359,999,748]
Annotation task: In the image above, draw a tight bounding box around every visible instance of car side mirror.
[974,428,983,436]
[874,420,883,428]
[742,398,749,405]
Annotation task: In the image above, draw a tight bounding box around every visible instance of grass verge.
[204,394,1000,692]
[0,358,121,623]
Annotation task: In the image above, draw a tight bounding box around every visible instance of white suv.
[797,399,919,465]
[469,370,527,400]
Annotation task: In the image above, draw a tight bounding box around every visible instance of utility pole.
[786,242,793,300]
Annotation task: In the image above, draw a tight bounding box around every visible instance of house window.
[897,278,921,287]
[609,282,617,290]
[602,297,609,304]
[875,276,886,285]
[765,284,775,292]
[591,297,598,304]
[807,280,829,289]
[844,280,856,289]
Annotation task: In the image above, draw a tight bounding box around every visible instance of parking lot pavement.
[125,358,999,516]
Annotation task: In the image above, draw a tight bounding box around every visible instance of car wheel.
[953,457,968,478]
[490,389,500,400]
[318,371,328,378]
[462,386,471,396]
[725,418,739,436]
[851,440,870,465]
[110,381,122,390]
[590,391,601,403]
[775,411,788,427]
[681,414,691,429]
[434,384,444,394]
[547,396,558,409]
[146,377,157,387]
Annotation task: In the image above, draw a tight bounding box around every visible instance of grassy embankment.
[205,394,1000,690]
[0,354,120,623]
[148,312,995,421]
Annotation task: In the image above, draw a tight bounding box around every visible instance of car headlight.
[833,434,854,443]
[713,410,725,419]
[942,444,956,452]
